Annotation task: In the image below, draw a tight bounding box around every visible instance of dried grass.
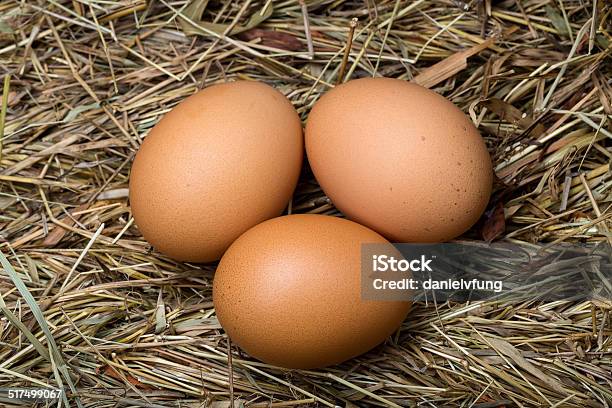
[0,0,611,407]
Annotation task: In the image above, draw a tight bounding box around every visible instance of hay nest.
[0,0,611,406]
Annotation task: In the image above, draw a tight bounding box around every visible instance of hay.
[0,0,611,406]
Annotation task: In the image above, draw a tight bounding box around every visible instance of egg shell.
[129,81,303,262]
[305,77,493,243]
[213,214,411,369]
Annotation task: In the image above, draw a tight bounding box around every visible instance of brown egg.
[213,214,411,369]
[129,81,303,262]
[305,78,492,242]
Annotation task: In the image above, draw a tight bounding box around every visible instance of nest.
[0,0,611,406]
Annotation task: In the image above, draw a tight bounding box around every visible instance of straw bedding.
[0,0,610,406]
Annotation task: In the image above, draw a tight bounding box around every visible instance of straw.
[0,0,610,406]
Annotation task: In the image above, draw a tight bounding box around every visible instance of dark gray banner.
[361,242,612,302]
